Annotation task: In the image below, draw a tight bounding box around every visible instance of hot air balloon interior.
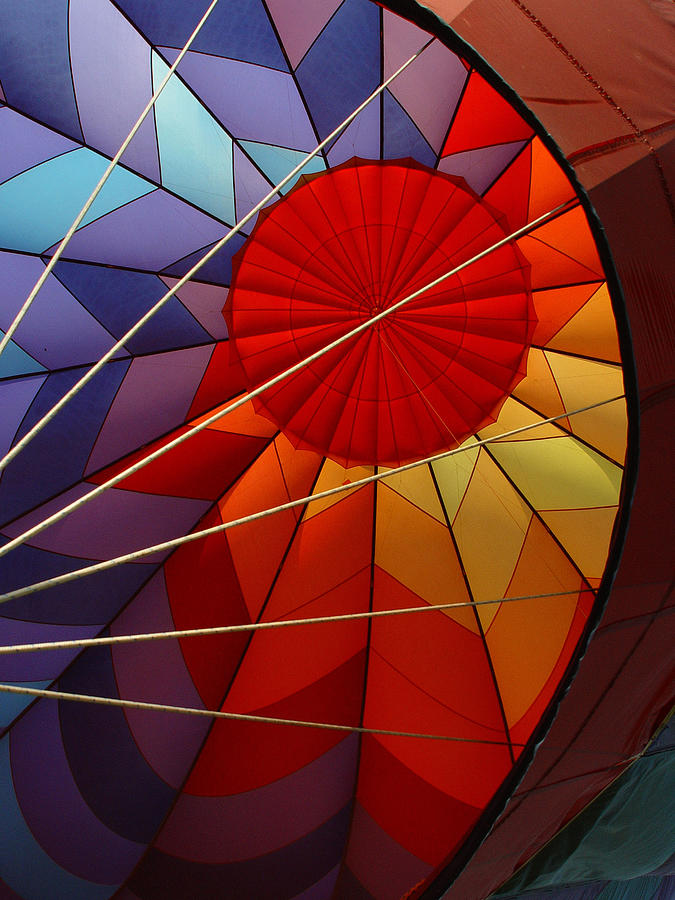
[0,1,671,899]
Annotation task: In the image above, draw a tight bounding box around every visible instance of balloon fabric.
[1,1,669,899]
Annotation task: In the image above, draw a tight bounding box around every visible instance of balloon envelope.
[1,1,667,899]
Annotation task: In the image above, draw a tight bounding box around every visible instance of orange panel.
[512,347,569,428]
[547,282,622,362]
[540,506,619,581]
[528,205,604,277]
[263,484,375,621]
[531,282,602,347]
[527,136,576,221]
[487,516,586,727]
[516,231,603,290]
[220,437,322,621]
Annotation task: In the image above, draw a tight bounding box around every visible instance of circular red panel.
[226,159,536,467]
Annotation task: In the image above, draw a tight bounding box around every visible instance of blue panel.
[0,148,155,253]
[0,542,155,626]
[0,681,50,731]
[53,262,211,354]
[382,90,436,168]
[59,645,176,843]
[0,738,114,900]
[0,0,83,140]
[161,233,247,287]
[0,362,129,524]
[152,53,235,224]
[296,0,381,141]
[239,142,326,195]
[0,333,45,379]
[116,0,288,70]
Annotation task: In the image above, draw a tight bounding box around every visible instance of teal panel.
[239,141,326,194]
[0,332,46,378]
[0,682,50,730]
[152,53,235,224]
[0,737,116,899]
[0,148,155,253]
[494,721,675,897]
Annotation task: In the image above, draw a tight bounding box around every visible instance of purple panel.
[234,143,275,223]
[265,0,342,69]
[386,28,468,154]
[291,865,340,900]
[0,374,46,458]
[438,141,528,195]
[3,484,211,561]
[85,345,214,473]
[69,0,160,182]
[49,190,228,271]
[10,698,144,882]
[110,572,210,788]
[160,277,229,340]
[345,802,432,900]
[0,252,117,370]
[0,108,77,184]
[0,618,99,682]
[155,734,360,863]
[161,50,317,152]
[325,100,380,167]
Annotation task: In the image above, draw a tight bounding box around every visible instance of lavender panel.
[385,17,468,155]
[265,0,342,70]
[160,50,317,151]
[325,100,380,167]
[69,0,160,182]
[438,141,528,195]
[0,618,99,682]
[160,277,228,340]
[86,345,214,473]
[291,866,340,900]
[0,252,117,370]
[345,802,432,900]
[3,484,211,561]
[10,699,144,882]
[0,108,77,184]
[234,144,274,223]
[155,734,359,862]
[50,190,228,271]
[111,572,210,788]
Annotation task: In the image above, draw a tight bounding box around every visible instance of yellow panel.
[431,438,480,522]
[540,506,619,581]
[489,434,622,510]
[478,397,566,442]
[512,348,570,429]
[452,450,532,629]
[379,462,445,523]
[303,458,375,520]
[487,516,581,726]
[375,484,476,632]
[547,283,621,363]
[544,351,627,463]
